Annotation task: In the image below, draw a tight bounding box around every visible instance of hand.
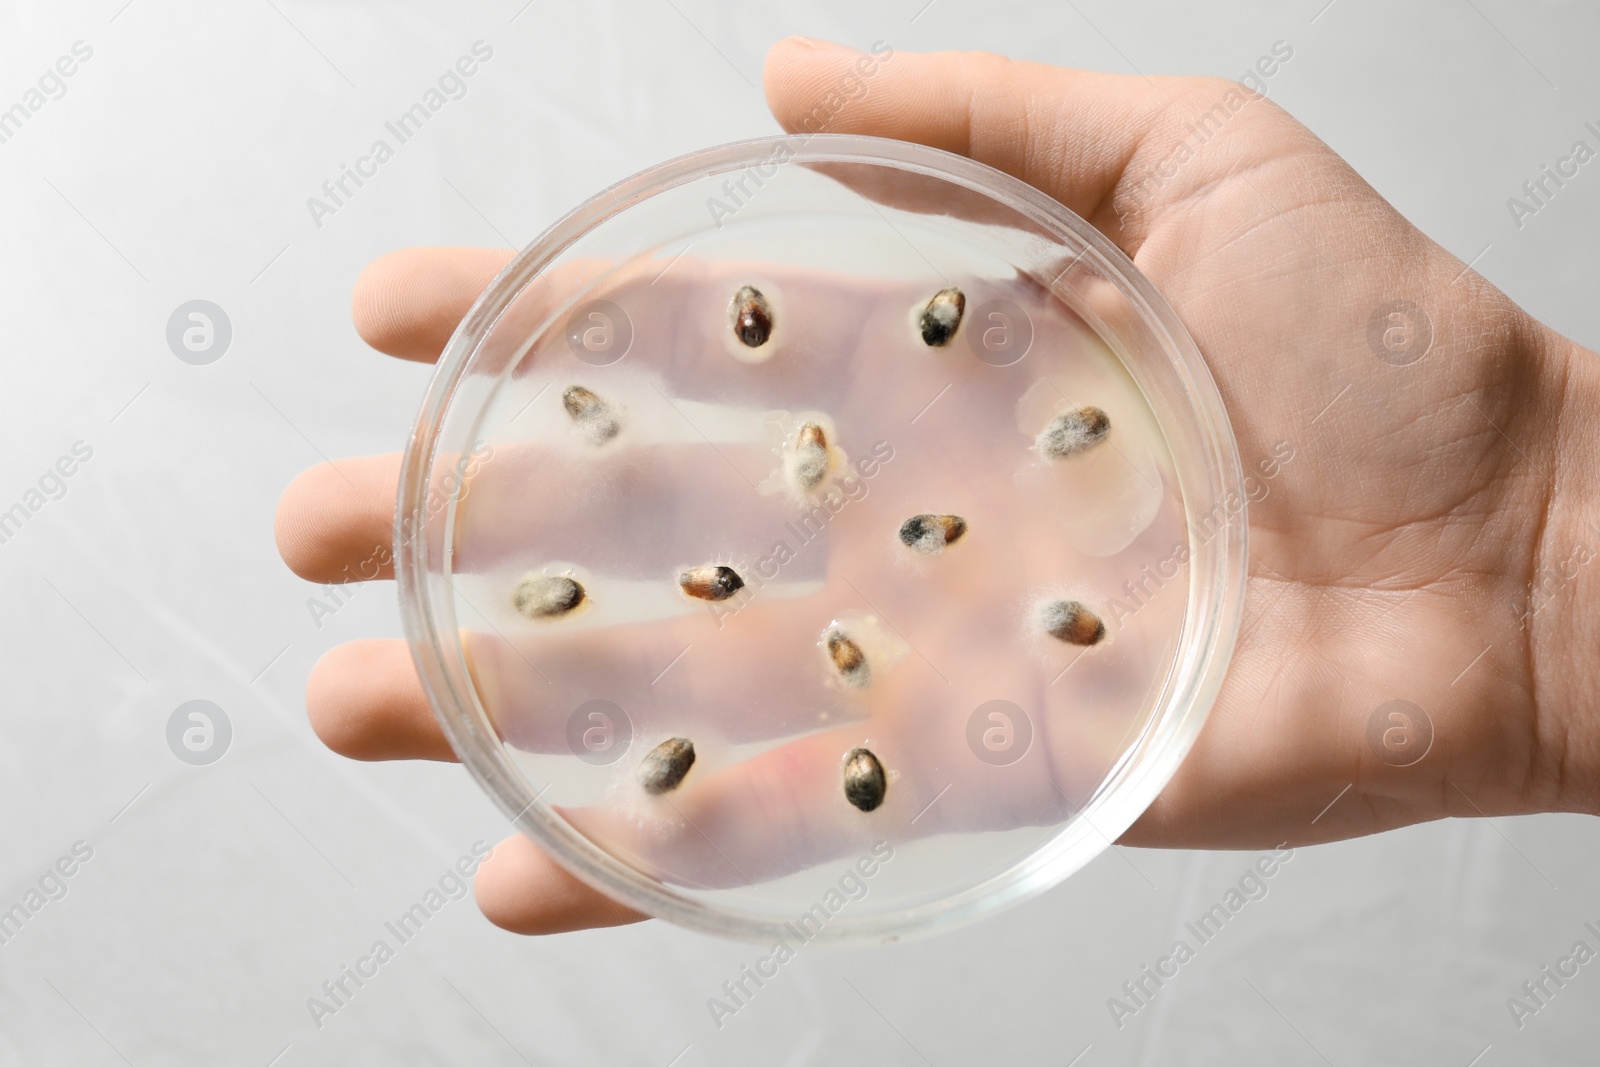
[275,38,1600,934]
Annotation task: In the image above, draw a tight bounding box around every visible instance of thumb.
[761,38,1253,251]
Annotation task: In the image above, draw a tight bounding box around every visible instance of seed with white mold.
[919,287,965,347]
[826,628,871,688]
[562,384,620,444]
[730,286,773,348]
[1038,406,1110,458]
[898,514,967,555]
[639,737,695,795]
[512,574,586,618]
[842,748,886,811]
[788,421,830,491]
[679,565,744,602]
[1040,599,1105,646]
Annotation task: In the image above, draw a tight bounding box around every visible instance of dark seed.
[513,574,586,618]
[790,421,829,490]
[679,565,745,602]
[898,514,968,555]
[827,628,871,688]
[562,384,620,443]
[639,737,695,795]
[561,384,607,422]
[843,748,886,812]
[919,287,965,347]
[1038,406,1110,458]
[1041,600,1105,646]
[731,286,773,348]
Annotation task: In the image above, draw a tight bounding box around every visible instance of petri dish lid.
[397,134,1247,945]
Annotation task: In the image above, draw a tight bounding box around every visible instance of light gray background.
[2,1,1597,1063]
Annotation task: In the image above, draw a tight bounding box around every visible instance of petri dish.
[396,134,1247,945]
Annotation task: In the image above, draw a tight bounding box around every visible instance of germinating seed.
[827,628,871,688]
[919,287,965,347]
[562,384,621,444]
[1038,406,1110,458]
[730,285,774,348]
[898,513,968,555]
[842,748,887,812]
[512,574,586,619]
[679,564,745,602]
[639,737,695,795]
[1041,599,1106,646]
[789,421,830,491]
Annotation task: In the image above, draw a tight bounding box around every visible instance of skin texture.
[275,39,1600,934]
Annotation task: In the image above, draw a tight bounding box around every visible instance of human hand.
[275,38,1600,933]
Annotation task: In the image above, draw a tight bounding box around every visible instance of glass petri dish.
[396,134,1246,945]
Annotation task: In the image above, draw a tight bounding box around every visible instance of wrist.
[1523,321,1600,815]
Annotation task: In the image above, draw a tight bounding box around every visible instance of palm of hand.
[1098,83,1554,844]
